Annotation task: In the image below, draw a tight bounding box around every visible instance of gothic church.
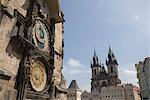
[91,47,121,93]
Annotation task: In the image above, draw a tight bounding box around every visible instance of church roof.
[68,80,79,89]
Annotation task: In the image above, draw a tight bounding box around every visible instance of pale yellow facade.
[81,84,141,100]
[67,80,83,100]
[54,22,64,86]
[68,89,83,100]
[101,85,125,100]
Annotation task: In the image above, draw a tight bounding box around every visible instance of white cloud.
[124,69,136,74]
[63,58,90,75]
[80,84,91,92]
[67,58,84,68]
[63,58,91,91]
[119,63,138,86]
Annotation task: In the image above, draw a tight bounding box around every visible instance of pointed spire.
[94,49,96,57]
[106,57,108,66]
[90,61,93,67]
[93,49,98,65]
[97,56,99,65]
[109,45,112,53]
[99,60,101,67]
[107,46,118,65]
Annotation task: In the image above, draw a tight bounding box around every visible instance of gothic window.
[102,81,107,87]
[111,67,113,73]
[94,69,96,75]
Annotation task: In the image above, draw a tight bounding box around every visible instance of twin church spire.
[91,46,118,68]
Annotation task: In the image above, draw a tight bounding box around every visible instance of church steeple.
[106,46,121,86]
[92,50,99,66]
[109,46,111,54]
[94,49,96,57]
[91,50,101,78]
[106,46,118,66]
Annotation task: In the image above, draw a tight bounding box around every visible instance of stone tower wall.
[0,1,27,99]
[54,23,63,86]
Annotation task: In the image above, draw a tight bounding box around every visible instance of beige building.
[0,0,67,100]
[135,57,150,100]
[101,84,141,100]
[101,85,125,100]
[81,84,141,100]
[67,80,83,100]
[81,91,100,100]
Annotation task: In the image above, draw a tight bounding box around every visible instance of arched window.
[94,69,96,75]
[111,67,113,73]
[102,81,107,87]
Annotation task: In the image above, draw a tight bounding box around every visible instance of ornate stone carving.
[30,58,47,92]
[0,0,11,7]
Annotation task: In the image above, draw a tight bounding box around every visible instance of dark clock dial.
[32,20,49,51]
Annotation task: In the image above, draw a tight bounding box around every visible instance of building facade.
[0,0,67,100]
[135,57,150,100]
[67,80,83,100]
[101,84,141,100]
[81,47,141,100]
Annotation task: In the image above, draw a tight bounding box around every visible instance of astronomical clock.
[0,0,66,99]
[32,19,49,52]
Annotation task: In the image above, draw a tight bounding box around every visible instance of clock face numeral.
[30,59,47,92]
[32,20,49,51]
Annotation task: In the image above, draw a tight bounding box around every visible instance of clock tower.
[0,0,67,100]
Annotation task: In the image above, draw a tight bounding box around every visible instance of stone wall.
[0,0,28,99]
[54,23,64,86]
[0,0,67,100]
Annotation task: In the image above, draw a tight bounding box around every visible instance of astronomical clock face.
[30,59,47,92]
[32,20,49,51]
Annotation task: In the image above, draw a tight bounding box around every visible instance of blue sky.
[60,0,149,92]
